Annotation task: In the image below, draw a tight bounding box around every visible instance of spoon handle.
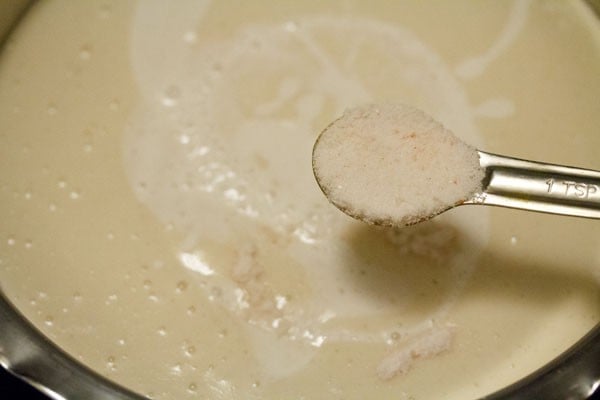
[464,151,600,219]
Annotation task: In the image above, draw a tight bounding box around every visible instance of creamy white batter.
[0,1,599,399]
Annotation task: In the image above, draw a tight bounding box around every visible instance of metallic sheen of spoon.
[466,151,600,219]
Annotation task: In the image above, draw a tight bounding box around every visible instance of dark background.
[1,365,600,400]
[1,367,48,399]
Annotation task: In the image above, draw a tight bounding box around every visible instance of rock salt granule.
[312,104,485,226]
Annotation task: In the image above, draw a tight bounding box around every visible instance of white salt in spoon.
[312,104,600,226]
